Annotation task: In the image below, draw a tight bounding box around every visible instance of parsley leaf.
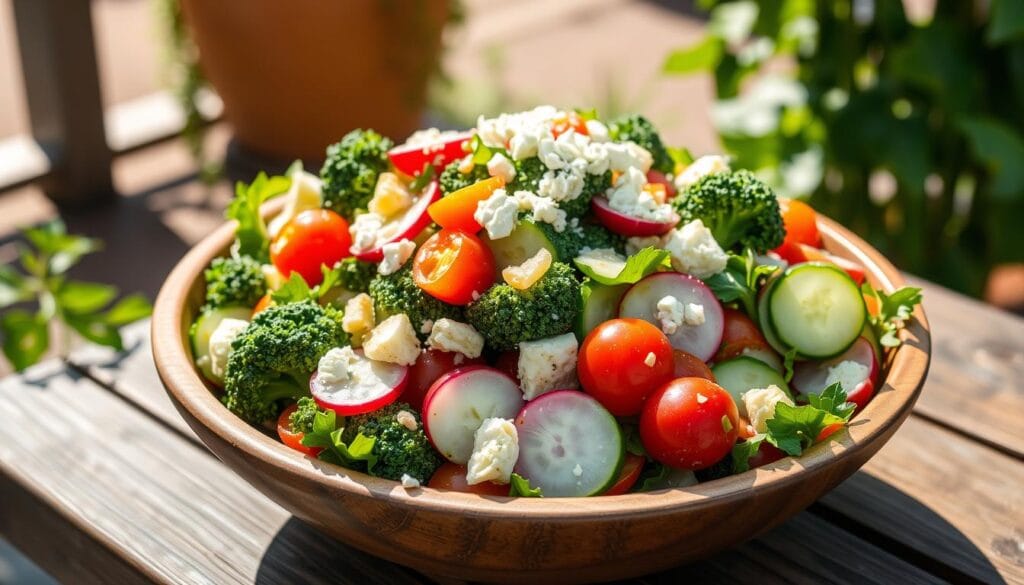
[574,246,669,286]
[704,249,779,320]
[226,172,291,262]
[271,273,315,305]
[301,409,379,470]
[469,134,507,166]
[809,382,857,420]
[509,473,543,497]
[731,436,765,474]
[783,348,797,383]
[633,463,698,491]
[862,283,923,348]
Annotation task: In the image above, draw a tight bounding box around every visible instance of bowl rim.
[152,206,930,520]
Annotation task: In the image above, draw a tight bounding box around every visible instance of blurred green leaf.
[960,117,1024,200]
[888,23,979,114]
[1,310,49,372]
[103,294,153,326]
[988,0,1024,45]
[226,172,291,261]
[65,312,123,351]
[0,266,30,309]
[56,281,117,315]
[663,36,723,75]
[24,219,102,274]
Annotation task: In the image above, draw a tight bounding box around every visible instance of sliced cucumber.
[483,220,559,271]
[757,275,789,357]
[711,356,792,417]
[514,390,624,497]
[767,263,867,359]
[191,306,251,382]
[576,282,629,340]
[574,248,627,280]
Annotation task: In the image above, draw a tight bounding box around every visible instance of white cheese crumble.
[537,167,585,203]
[662,219,729,279]
[316,346,361,385]
[684,303,706,326]
[427,318,485,359]
[487,152,517,183]
[517,333,579,400]
[378,239,416,276]
[476,105,559,156]
[656,295,686,335]
[607,167,675,223]
[674,155,731,191]
[742,385,795,432]
[396,410,418,431]
[362,314,421,366]
[512,190,568,232]
[208,318,249,380]
[474,188,519,240]
[342,293,375,346]
[420,319,434,335]
[466,418,519,485]
[402,127,466,148]
[457,154,475,174]
[400,473,422,489]
[644,352,657,367]
[585,119,610,142]
[350,212,385,253]
[825,360,870,394]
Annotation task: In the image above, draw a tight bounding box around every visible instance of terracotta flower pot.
[180,0,449,161]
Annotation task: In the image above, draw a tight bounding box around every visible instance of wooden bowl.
[152,207,930,584]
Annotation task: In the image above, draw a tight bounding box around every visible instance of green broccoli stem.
[262,376,310,405]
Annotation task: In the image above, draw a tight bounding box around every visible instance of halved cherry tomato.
[276,404,322,457]
[428,176,504,233]
[270,209,351,287]
[646,170,677,198]
[639,377,739,471]
[551,112,589,138]
[747,441,784,469]
[778,199,821,248]
[714,308,773,363]
[404,349,484,411]
[388,131,474,177]
[578,318,676,416]
[603,453,646,495]
[413,229,496,305]
[427,462,509,496]
[252,293,273,317]
[672,349,715,381]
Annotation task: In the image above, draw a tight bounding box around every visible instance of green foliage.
[665,0,1024,295]
[368,266,464,340]
[673,170,785,253]
[225,172,291,262]
[300,408,379,469]
[203,256,266,311]
[509,473,543,497]
[607,114,675,174]
[574,246,668,286]
[465,261,581,351]
[289,397,320,434]
[320,257,377,296]
[0,220,151,371]
[320,129,393,220]
[862,283,924,347]
[341,402,442,482]
[704,249,780,320]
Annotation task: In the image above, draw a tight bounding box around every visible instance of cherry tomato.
[672,349,716,381]
[428,176,504,232]
[747,441,785,469]
[252,293,273,317]
[779,199,820,248]
[492,350,520,385]
[427,462,509,496]
[551,112,589,138]
[413,229,496,305]
[639,377,740,470]
[714,309,773,362]
[404,349,483,411]
[276,404,322,457]
[578,318,675,416]
[388,131,474,177]
[270,209,352,287]
[603,453,646,495]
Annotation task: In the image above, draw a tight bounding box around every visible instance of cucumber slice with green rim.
[710,356,792,417]
[191,306,251,382]
[576,282,629,340]
[482,220,559,271]
[767,263,867,359]
[757,275,789,356]
[514,390,624,497]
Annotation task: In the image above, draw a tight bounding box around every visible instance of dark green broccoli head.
[534,220,625,262]
[203,256,266,311]
[368,266,463,340]
[320,129,393,220]
[289,396,320,434]
[341,402,442,482]
[330,257,377,294]
[673,170,785,253]
[439,160,490,196]
[465,261,581,351]
[608,114,674,174]
[511,157,610,218]
[223,300,348,424]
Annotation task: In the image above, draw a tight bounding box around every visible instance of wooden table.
[1,281,1021,585]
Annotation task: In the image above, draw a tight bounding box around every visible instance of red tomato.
[578,318,676,416]
[551,112,589,138]
[388,131,474,177]
[646,170,677,198]
[276,404,322,457]
[413,229,496,305]
[428,176,504,232]
[252,293,273,317]
[603,453,646,495]
[493,350,520,385]
[672,349,716,381]
[270,209,352,287]
[427,462,509,496]
[714,308,773,362]
[816,423,845,443]
[747,441,785,469]
[779,199,820,248]
[639,378,740,470]
[404,349,483,411]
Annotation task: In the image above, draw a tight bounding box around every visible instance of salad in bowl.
[187,106,922,499]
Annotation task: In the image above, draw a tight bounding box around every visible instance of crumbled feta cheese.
[350,213,385,253]
[457,154,475,174]
[466,418,520,485]
[825,360,870,394]
[607,167,675,223]
[656,295,686,335]
[585,119,610,142]
[644,352,657,367]
[487,152,517,184]
[427,319,485,358]
[342,293,375,346]
[662,219,729,279]
[400,474,421,489]
[674,155,730,191]
[402,127,466,148]
[684,303,705,326]
[368,172,413,218]
[396,410,418,431]
[537,168,585,203]
[517,333,579,400]
[605,141,654,173]
[477,105,559,154]
[474,188,519,240]
[742,385,795,432]
[502,248,552,290]
[572,463,583,478]
[378,239,416,275]
[362,314,421,366]
[316,346,361,385]
[267,170,323,237]
[512,190,568,232]
[208,318,249,380]
[420,319,434,335]
[625,235,665,256]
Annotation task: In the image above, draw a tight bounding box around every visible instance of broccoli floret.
[608,114,674,174]
[223,300,348,424]
[332,257,377,294]
[203,256,266,311]
[320,129,393,220]
[465,262,581,350]
[289,396,320,434]
[368,266,463,340]
[672,170,785,253]
[511,157,611,217]
[439,160,490,195]
[533,221,625,262]
[341,402,442,482]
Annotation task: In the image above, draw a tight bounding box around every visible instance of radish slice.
[618,272,725,362]
[351,180,441,262]
[422,365,525,464]
[310,349,408,415]
[591,196,678,237]
[791,337,879,411]
[388,131,474,177]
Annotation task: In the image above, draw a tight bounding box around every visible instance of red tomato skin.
[427,462,509,496]
[714,309,773,362]
[270,209,352,287]
[639,378,740,471]
[603,453,646,495]
[403,349,483,411]
[672,349,716,381]
[276,405,322,457]
[578,319,676,416]
[413,229,496,306]
[646,170,677,198]
[779,199,821,248]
